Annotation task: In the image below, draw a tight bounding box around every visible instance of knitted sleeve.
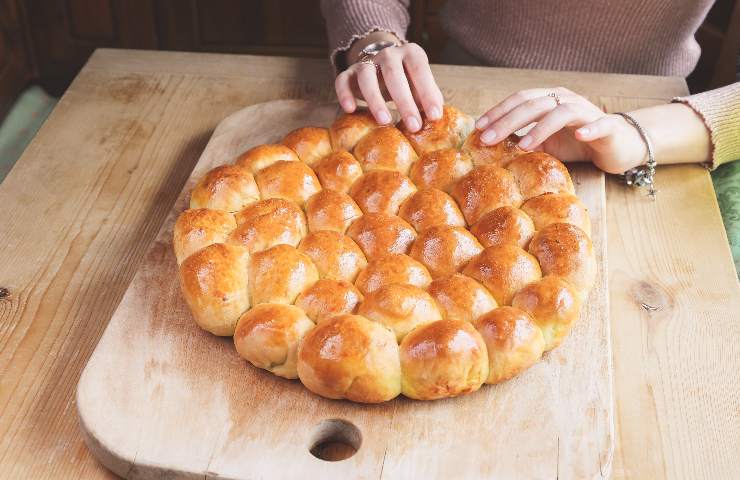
[673,82,740,168]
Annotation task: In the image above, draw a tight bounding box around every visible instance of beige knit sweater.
[321,0,739,167]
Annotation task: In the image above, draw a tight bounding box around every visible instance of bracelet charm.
[615,112,657,199]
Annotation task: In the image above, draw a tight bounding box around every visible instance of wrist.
[346,32,401,66]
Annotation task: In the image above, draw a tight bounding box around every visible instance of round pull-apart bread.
[175,105,597,403]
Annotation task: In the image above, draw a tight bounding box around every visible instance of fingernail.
[428,106,442,120]
[480,129,498,144]
[518,135,533,149]
[378,110,392,125]
[341,99,354,112]
[406,116,421,132]
[577,127,590,136]
[476,117,489,129]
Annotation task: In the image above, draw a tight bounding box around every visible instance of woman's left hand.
[475,87,647,174]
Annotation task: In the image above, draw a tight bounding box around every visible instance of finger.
[335,70,357,113]
[519,103,602,149]
[475,88,550,130]
[479,95,559,145]
[356,63,392,125]
[575,115,620,141]
[380,57,421,131]
[402,45,444,120]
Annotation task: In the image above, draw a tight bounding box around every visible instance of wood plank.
[77,99,611,479]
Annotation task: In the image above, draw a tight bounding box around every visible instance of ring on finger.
[547,92,561,106]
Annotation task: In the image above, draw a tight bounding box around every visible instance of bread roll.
[399,188,466,232]
[472,306,545,384]
[229,198,306,253]
[507,152,575,200]
[312,150,363,193]
[329,109,379,151]
[357,283,443,342]
[248,244,319,305]
[297,314,401,403]
[462,131,525,167]
[295,279,363,323]
[298,230,367,281]
[349,170,417,215]
[451,165,523,224]
[470,206,535,249]
[281,126,332,166]
[346,213,417,258]
[353,125,418,174]
[235,144,299,174]
[409,225,483,278]
[190,164,260,212]
[521,193,591,236]
[174,208,237,265]
[354,253,432,295]
[255,160,321,208]
[400,319,489,400]
[234,303,314,379]
[528,223,596,294]
[511,276,582,351]
[305,190,362,233]
[462,245,542,305]
[398,105,474,155]
[178,243,250,336]
[428,273,498,322]
[409,147,473,193]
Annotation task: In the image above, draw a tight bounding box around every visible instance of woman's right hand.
[336,39,444,133]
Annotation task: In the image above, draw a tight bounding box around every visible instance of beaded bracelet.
[615,112,657,199]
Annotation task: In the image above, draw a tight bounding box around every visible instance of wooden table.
[0,49,738,479]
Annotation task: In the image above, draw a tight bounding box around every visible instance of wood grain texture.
[0,50,737,479]
[77,99,612,480]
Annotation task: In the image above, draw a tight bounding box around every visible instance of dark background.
[1,0,739,119]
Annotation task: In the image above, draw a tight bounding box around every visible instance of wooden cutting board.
[77,99,613,480]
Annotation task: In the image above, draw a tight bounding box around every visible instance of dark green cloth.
[712,161,740,277]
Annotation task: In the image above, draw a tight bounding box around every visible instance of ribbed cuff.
[673,82,740,169]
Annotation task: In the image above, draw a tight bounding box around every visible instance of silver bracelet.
[615,112,657,199]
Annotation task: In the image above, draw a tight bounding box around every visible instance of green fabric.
[0,86,57,183]
[712,161,740,277]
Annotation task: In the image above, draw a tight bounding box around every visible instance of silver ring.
[547,92,561,106]
[358,59,379,71]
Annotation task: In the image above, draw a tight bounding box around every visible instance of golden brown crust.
[353,125,419,174]
[511,276,582,351]
[346,213,417,258]
[398,105,475,155]
[305,190,363,233]
[357,283,443,342]
[399,319,489,400]
[312,150,364,193]
[248,244,319,305]
[507,152,575,200]
[179,243,251,336]
[408,147,473,193]
[255,160,322,208]
[470,206,535,249]
[297,314,401,403]
[329,109,379,151]
[462,131,526,167]
[428,273,498,323]
[528,223,596,294]
[235,144,300,174]
[233,303,314,379]
[295,279,363,323]
[521,193,591,236]
[409,225,483,278]
[229,198,306,253]
[281,126,332,166]
[398,188,466,232]
[462,245,542,306]
[451,165,523,225]
[298,230,367,281]
[190,164,260,212]
[174,208,237,265]
[354,253,432,295]
[349,170,417,215]
[472,306,545,384]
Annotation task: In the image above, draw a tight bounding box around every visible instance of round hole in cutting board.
[309,419,362,461]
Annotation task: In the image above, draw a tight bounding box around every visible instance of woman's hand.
[475,87,648,174]
[336,39,444,133]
